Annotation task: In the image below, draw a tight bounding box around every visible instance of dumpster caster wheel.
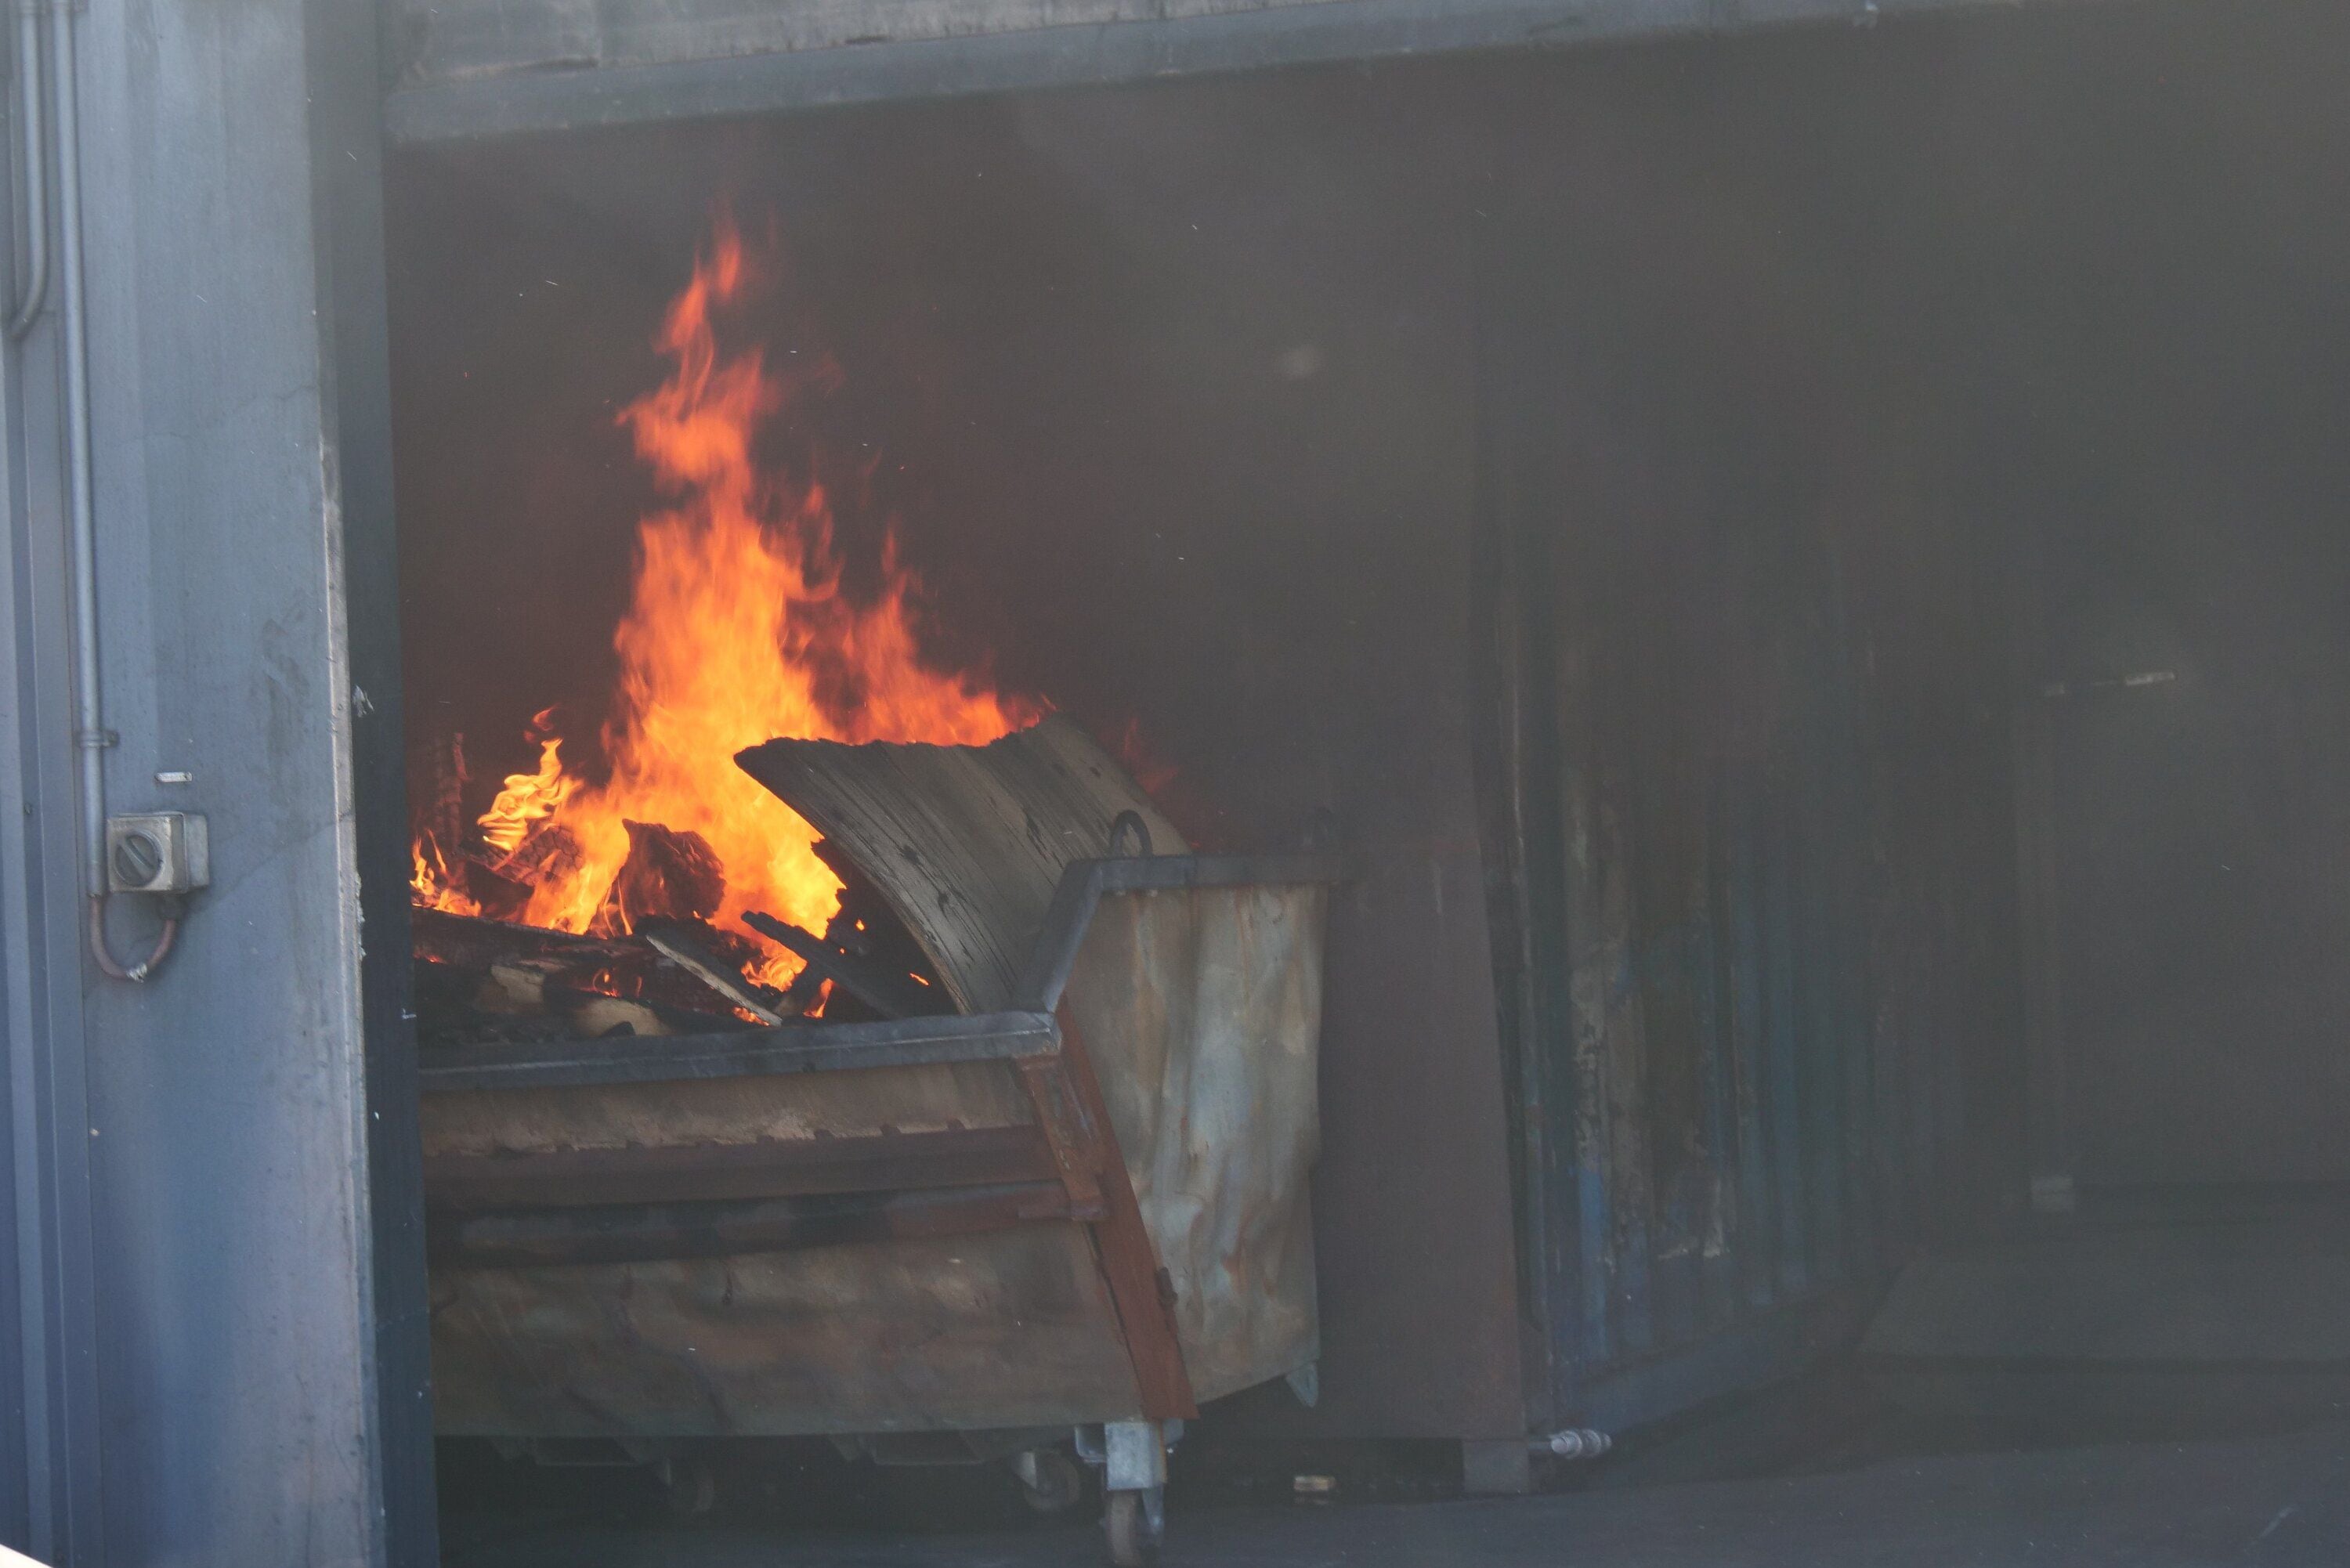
[663,1457,717,1521]
[1015,1448,1085,1515]
[1104,1487,1163,1568]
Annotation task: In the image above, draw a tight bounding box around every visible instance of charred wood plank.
[412,905,640,969]
[743,909,937,1021]
[423,1125,1059,1211]
[481,821,584,884]
[413,905,767,1022]
[420,732,472,867]
[637,918,789,1025]
[595,819,725,933]
[428,1181,1076,1269]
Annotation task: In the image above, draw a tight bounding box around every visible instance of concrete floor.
[447,1422,2350,1566]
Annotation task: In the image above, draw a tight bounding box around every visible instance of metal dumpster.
[418,719,1333,1560]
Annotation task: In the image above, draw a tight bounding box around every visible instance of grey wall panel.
[0,70,97,1558]
[0,0,435,1559]
[1980,11,2350,1188]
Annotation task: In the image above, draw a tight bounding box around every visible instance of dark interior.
[392,64,1530,1451]
[387,0,2350,1545]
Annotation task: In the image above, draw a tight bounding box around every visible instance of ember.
[410,214,1037,986]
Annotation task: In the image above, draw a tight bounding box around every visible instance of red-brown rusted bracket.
[1018,1007,1198,1422]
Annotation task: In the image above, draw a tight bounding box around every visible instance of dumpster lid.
[735,715,1184,1013]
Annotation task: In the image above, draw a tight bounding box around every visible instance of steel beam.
[382,0,2087,147]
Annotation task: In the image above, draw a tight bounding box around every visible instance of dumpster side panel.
[424,1057,1167,1435]
[421,1061,1036,1154]
[432,1226,1142,1436]
[1066,884,1326,1403]
[421,875,1332,1434]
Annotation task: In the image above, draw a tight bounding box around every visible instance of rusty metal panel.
[1476,113,2022,1432]
[1064,883,1327,1402]
[419,1052,1134,1434]
[430,1227,1142,1436]
[1487,417,1945,1423]
[737,714,1184,1012]
[421,1048,1166,1434]
[1488,453,1910,1424]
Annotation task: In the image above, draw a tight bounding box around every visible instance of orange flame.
[412,215,1034,985]
[478,710,576,855]
[412,832,479,919]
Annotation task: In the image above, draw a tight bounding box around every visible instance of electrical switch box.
[105,812,208,894]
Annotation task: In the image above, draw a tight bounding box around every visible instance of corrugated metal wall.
[1483,428,2016,1431]
[1473,47,2026,1429]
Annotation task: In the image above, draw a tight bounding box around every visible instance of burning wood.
[421,732,471,869]
[411,905,639,971]
[400,220,1197,1053]
[637,919,790,1026]
[480,822,583,893]
[410,905,796,1048]
[736,717,1183,1012]
[593,820,726,934]
[407,215,1039,998]
[742,910,933,1021]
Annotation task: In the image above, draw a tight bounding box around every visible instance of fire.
[411,833,479,919]
[479,712,576,855]
[412,215,1035,986]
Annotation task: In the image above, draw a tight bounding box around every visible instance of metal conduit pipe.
[7,0,45,338]
[45,0,172,981]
